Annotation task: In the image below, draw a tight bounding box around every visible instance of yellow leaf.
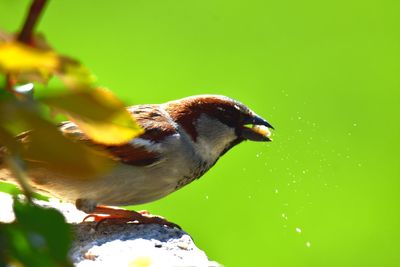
[0,101,115,179]
[0,33,94,87]
[40,88,144,145]
[0,42,59,73]
[20,124,115,178]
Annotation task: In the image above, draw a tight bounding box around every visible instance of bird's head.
[164,95,273,160]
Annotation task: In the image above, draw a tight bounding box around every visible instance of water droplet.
[295,227,302,233]
[306,241,311,247]
[205,195,209,200]
[274,189,279,194]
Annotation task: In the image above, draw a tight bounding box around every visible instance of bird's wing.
[0,105,176,168]
[57,104,177,167]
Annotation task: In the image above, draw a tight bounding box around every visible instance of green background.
[1,0,399,266]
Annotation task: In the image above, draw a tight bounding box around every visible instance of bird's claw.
[81,206,180,230]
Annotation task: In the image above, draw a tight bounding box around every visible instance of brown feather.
[127,105,176,142]
[104,144,160,166]
[54,105,177,167]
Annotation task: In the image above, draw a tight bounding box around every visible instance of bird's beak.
[241,114,274,142]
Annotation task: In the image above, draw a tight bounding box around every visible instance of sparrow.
[0,95,273,227]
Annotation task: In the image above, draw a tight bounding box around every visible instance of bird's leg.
[82,205,180,229]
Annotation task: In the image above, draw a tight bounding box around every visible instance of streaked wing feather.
[6,105,174,167]
[56,104,177,167]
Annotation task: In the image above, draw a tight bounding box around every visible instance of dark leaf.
[0,199,72,266]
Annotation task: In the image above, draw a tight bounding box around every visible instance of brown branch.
[17,0,49,44]
[5,0,48,94]
[5,74,15,93]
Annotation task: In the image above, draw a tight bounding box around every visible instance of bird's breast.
[174,160,214,190]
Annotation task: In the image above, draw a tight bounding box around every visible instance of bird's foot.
[82,205,180,229]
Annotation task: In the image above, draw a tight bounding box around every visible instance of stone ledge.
[0,192,220,267]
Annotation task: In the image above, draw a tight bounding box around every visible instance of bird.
[0,95,273,227]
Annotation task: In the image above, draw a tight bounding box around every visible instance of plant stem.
[5,0,48,95]
[5,74,16,94]
[17,0,49,44]
[3,0,49,201]
[6,156,33,203]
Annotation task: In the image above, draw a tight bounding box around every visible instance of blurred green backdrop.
[1,0,399,266]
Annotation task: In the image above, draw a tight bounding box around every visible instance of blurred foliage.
[40,88,144,145]
[0,99,116,178]
[0,30,95,88]
[0,199,72,267]
[0,41,58,80]
[0,0,144,265]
